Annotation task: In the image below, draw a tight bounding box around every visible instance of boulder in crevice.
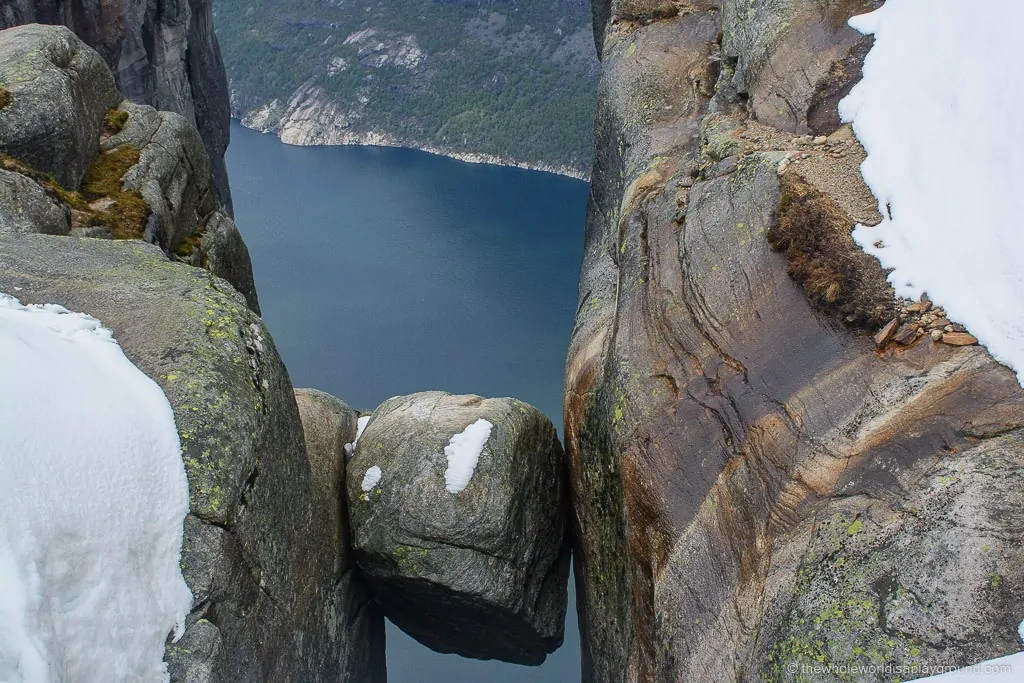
[346,391,570,665]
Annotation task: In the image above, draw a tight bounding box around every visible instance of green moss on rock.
[0,86,12,111]
[80,145,149,239]
[103,108,129,134]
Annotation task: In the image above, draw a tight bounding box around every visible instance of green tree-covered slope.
[215,0,599,175]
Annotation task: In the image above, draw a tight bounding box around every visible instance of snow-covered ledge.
[0,293,191,681]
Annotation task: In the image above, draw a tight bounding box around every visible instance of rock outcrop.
[568,1,1024,681]
[0,24,118,188]
[0,234,385,682]
[0,168,70,235]
[0,24,258,313]
[346,391,571,665]
[295,389,388,683]
[0,1,234,211]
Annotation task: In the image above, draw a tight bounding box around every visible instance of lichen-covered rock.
[0,0,234,210]
[0,24,118,188]
[294,388,387,683]
[0,168,69,235]
[0,234,374,682]
[346,391,570,665]
[571,1,1024,681]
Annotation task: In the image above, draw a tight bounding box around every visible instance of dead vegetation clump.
[767,173,895,329]
[1,145,148,240]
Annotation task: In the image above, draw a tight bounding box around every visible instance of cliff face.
[0,0,234,212]
[568,1,1024,681]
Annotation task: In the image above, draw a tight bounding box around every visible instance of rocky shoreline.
[235,116,590,182]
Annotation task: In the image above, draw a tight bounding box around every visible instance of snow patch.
[443,419,493,494]
[344,415,372,458]
[1019,617,1024,644]
[840,0,1024,384]
[0,293,192,682]
[361,465,382,492]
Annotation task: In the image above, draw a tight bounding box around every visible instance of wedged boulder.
[294,388,387,683]
[346,391,570,665]
[0,24,118,188]
[0,234,380,682]
[0,168,69,235]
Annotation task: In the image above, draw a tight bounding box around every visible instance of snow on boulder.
[0,293,192,682]
[345,391,570,665]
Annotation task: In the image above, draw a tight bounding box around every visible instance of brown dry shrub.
[767,173,895,328]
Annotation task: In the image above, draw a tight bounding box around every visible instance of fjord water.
[227,122,585,681]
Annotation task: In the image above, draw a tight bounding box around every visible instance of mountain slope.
[215,0,599,176]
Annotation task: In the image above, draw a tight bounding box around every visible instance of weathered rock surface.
[0,0,234,210]
[0,24,118,189]
[0,25,258,313]
[569,1,1024,681]
[0,168,70,235]
[346,391,571,665]
[295,388,388,683]
[0,234,383,682]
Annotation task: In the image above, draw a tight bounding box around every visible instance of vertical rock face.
[0,0,234,212]
[346,391,571,665]
[569,1,1024,681]
[294,389,388,683]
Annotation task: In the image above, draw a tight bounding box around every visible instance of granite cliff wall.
[567,1,1024,680]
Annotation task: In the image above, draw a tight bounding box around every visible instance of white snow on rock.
[1019,617,1024,644]
[443,419,493,494]
[0,294,192,682]
[914,651,1024,681]
[361,465,382,492]
[840,0,1024,384]
[344,415,372,458]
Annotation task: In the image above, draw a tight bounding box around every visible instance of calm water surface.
[226,122,586,682]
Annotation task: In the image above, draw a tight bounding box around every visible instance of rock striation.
[346,391,571,665]
[0,1,234,211]
[568,0,1024,681]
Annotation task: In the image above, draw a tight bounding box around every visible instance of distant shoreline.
[232,118,591,183]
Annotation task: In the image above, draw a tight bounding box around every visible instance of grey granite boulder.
[294,388,387,683]
[0,234,379,682]
[0,24,119,189]
[346,391,570,665]
[0,168,69,235]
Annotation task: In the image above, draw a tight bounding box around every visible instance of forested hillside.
[215,0,599,175]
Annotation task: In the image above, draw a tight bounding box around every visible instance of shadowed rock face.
[569,1,1024,681]
[0,235,384,682]
[294,389,388,683]
[346,391,571,665]
[0,0,234,211]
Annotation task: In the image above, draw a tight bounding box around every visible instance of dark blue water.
[226,122,586,682]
